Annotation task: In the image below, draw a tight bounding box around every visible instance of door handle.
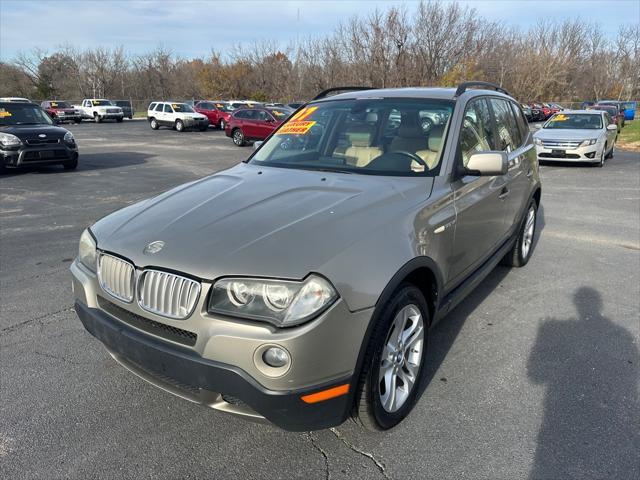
[498,187,510,200]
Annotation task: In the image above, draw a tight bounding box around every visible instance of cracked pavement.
[1,122,638,479]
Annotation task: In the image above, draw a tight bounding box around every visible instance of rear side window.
[509,102,529,143]
[459,98,495,167]
[155,103,163,112]
[490,98,522,152]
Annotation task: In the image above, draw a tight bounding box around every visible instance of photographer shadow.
[527,287,639,479]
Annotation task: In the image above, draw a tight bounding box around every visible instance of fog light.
[262,347,289,368]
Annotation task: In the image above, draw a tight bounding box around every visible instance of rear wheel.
[232,128,245,146]
[354,283,429,431]
[175,120,185,132]
[502,199,537,267]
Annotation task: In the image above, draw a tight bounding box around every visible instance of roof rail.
[313,86,372,101]
[455,81,511,98]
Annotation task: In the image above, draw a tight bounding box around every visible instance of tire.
[605,142,614,159]
[219,119,226,130]
[63,158,78,170]
[502,199,537,267]
[354,283,429,431]
[116,117,123,123]
[74,119,82,124]
[149,118,159,130]
[595,145,606,167]
[175,120,185,132]
[232,128,245,146]
[93,113,101,123]
[199,126,208,132]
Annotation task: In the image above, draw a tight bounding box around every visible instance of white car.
[0,97,32,103]
[76,99,124,123]
[533,110,617,167]
[147,102,209,132]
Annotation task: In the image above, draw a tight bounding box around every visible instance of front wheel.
[354,284,429,431]
[175,120,185,132]
[219,119,226,130]
[93,113,101,123]
[150,118,159,130]
[502,200,537,267]
[605,142,614,159]
[63,158,78,170]
[116,117,123,123]
[595,145,606,167]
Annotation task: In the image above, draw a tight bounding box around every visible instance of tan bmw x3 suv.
[72,82,541,431]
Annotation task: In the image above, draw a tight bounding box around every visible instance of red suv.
[40,100,82,123]
[225,107,292,146]
[194,101,233,130]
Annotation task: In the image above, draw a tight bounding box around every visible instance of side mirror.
[466,151,508,176]
[607,124,617,131]
[254,141,263,150]
[533,123,543,130]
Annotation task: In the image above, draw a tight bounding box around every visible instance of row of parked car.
[0,97,135,123]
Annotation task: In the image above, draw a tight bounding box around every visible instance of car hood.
[534,128,602,141]
[0,124,69,140]
[92,163,433,280]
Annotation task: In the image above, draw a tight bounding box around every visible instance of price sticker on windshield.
[0,109,12,118]
[551,114,568,121]
[276,106,318,135]
[51,102,58,107]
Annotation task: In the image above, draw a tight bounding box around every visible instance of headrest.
[428,125,445,152]
[365,112,378,123]
[347,132,372,147]
[397,111,424,138]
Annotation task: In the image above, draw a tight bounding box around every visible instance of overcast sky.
[1,0,638,61]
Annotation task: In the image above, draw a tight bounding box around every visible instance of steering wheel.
[392,150,428,168]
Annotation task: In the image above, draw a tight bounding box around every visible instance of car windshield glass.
[115,101,130,107]
[267,108,292,120]
[544,114,602,129]
[590,106,617,116]
[0,104,54,126]
[250,98,454,176]
[50,101,72,108]
[171,103,194,113]
[215,103,232,112]
[92,100,112,106]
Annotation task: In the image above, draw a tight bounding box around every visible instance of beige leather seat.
[415,125,445,169]
[344,131,383,167]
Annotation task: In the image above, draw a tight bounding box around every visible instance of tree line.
[1,1,638,108]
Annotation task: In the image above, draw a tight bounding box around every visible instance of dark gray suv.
[71,82,541,431]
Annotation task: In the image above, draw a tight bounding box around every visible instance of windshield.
[544,113,602,130]
[91,100,112,106]
[267,108,292,120]
[250,98,454,176]
[50,101,72,109]
[590,106,617,116]
[0,104,54,126]
[171,103,194,113]
[114,101,130,107]
[214,103,233,112]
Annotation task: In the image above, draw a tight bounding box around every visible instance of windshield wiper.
[309,167,354,174]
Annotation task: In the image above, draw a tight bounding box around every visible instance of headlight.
[0,132,22,148]
[63,131,75,144]
[209,275,338,327]
[580,138,597,147]
[78,229,97,272]
[533,137,543,146]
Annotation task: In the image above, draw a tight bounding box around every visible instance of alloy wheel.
[379,304,424,413]
[522,206,536,259]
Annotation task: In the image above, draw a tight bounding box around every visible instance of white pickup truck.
[76,99,124,123]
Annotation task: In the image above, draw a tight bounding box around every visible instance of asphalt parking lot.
[1,120,638,479]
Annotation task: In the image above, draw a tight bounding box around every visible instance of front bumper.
[71,260,372,430]
[1,143,78,167]
[99,113,124,120]
[535,143,602,162]
[184,118,209,128]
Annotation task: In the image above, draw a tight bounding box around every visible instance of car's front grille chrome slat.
[138,269,200,319]
[98,254,135,303]
[542,140,581,149]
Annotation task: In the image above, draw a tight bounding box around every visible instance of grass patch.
[133,111,148,119]
[618,119,640,152]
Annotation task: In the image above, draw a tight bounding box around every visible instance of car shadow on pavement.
[527,287,639,479]
[0,151,151,178]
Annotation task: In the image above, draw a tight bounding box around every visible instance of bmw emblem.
[143,240,165,255]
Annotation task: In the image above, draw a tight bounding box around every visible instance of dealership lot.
[1,121,638,479]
